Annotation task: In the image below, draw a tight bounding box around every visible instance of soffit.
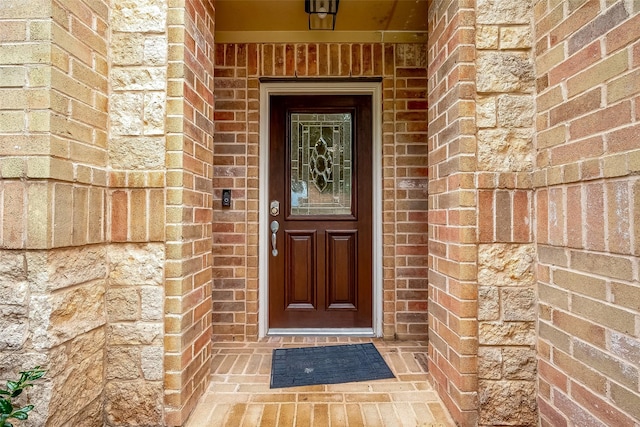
[214,0,429,43]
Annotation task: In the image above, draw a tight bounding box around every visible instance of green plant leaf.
[0,400,12,415]
[0,367,45,426]
[28,371,45,381]
[10,411,28,421]
[22,368,45,382]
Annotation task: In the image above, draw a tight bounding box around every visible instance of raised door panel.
[285,231,316,310]
[326,230,358,310]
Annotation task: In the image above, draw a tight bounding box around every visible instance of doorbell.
[222,189,231,207]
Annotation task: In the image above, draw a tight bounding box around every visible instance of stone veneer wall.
[0,0,109,425]
[535,1,640,425]
[475,1,537,425]
[105,0,168,424]
[211,42,429,341]
[427,1,537,425]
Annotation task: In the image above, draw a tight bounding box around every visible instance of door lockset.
[270,220,279,256]
[270,200,280,216]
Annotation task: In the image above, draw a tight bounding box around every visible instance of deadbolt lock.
[270,200,280,216]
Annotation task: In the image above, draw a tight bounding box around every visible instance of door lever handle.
[270,220,279,256]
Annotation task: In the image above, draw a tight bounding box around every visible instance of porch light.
[305,0,339,30]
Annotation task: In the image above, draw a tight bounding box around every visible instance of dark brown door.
[268,95,373,329]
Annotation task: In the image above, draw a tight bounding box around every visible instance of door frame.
[258,81,383,338]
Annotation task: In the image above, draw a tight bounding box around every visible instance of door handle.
[270,220,279,256]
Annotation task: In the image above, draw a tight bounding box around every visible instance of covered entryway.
[211,0,431,421]
[210,0,431,424]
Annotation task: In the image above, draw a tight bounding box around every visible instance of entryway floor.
[184,337,455,426]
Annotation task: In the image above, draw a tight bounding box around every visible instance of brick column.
[391,45,429,340]
[211,43,250,341]
[165,0,215,424]
[427,2,479,424]
[428,1,538,425]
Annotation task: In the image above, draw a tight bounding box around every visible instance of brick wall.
[212,42,428,341]
[165,0,215,425]
[392,45,430,339]
[535,2,640,425]
[0,0,109,424]
[427,1,479,425]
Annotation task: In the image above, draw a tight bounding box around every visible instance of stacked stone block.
[212,42,429,342]
[106,0,169,425]
[475,0,537,425]
[534,1,640,425]
[104,245,165,426]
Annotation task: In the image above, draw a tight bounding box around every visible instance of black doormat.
[270,343,395,388]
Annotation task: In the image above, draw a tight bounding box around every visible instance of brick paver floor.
[184,337,455,426]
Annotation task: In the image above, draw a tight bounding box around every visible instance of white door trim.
[258,81,383,338]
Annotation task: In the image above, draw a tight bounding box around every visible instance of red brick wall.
[212,42,428,341]
[535,2,640,425]
[427,1,479,425]
[165,0,215,424]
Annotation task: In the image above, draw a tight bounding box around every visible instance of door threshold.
[267,328,376,337]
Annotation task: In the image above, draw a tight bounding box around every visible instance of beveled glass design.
[290,113,352,215]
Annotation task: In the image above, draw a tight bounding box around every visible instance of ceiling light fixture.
[305,0,339,30]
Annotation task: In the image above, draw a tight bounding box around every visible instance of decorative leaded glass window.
[290,113,352,216]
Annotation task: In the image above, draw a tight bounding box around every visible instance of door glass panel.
[290,113,352,216]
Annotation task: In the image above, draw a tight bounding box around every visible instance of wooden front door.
[268,94,373,329]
